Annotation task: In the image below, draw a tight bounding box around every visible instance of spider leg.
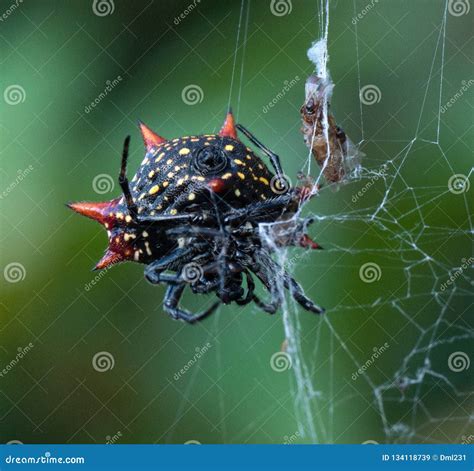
[252,251,324,315]
[223,195,293,225]
[163,283,220,324]
[145,248,194,284]
[284,275,325,314]
[248,260,283,315]
[147,272,182,285]
[252,294,280,314]
[235,271,255,306]
[166,226,223,239]
[138,213,207,225]
[236,124,284,177]
[118,136,139,221]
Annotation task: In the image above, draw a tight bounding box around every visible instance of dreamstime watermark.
[181,262,204,284]
[0,0,23,22]
[359,84,381,105]
[0,343,34,378]
[362,440,379,445]
[173,342,212,381]
[181,84,204,105]
[3,84,26,105]
[184,440,201,445]
[352,164,387,203]
[174,0,201,25]
[283,251,304,270]
[461,434,474,445]
[448,174,470,194]
[92,173,115,194]
[448,351,470,372]
[440,79,473,113]
[270,352,292,372]
[359,262,382,283]
[84,259,119,291]
[440,257,473,291]
[351,342,390,380]
[6,440,23,445]
[92,0,115,16]
[283,431,300,445]
[352,0,379,24]
[92,351,115,372]
[3,262,26,283]
[0,165,34,200]
[270,174,292,194]
[84,76,123,113]
[448,0,470,16]
[5,452,85,465]
[270,0,292,16]
[105,431,122,444]
[262,76,300,113]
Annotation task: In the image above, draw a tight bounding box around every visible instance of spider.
[68,111,324,323]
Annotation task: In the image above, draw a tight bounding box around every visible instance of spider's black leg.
[147,272,182,285]
[284,275,325,314]
[236,124,284,177]
[252,251,324,315]
[138,213,207,225]
[145,248,194,284]
[166,226,224,239]
[252,294,279,314]
[163,283,220,324]
[223,195,292,225]
[236,271,255,306]
[249,260,283,315]
[118,136,139,221]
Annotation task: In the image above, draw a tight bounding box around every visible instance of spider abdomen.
[131,134,277,216]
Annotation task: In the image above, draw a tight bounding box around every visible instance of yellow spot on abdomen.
[188,193,196,201]
[225,144,234,151]
[222,173,232,180]
[259,177,269,185]
[170,209,177,215]
[149,185,160,195]
[145,241,152,256]
[237,172,245,180]
[234,159,245,165]
[179,148,190,155]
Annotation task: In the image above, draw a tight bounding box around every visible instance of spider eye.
[192,145,228,175]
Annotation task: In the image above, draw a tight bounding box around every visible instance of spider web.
[164,0,472,445]
[259,0,473,444]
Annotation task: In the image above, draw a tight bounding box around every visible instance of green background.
[1,0,472,444]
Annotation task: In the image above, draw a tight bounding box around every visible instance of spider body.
[68,111,324,322]
[131,132,277,215]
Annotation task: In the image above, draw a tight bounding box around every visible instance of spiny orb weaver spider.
[68,110,324,323]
